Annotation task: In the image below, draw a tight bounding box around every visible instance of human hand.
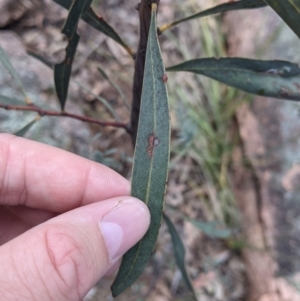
[0,134,150,301]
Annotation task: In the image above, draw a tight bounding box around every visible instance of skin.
[0,134,150,301]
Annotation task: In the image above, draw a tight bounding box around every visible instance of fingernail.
[99,199,150,261]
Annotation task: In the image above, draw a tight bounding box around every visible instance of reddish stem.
[0,103,129,131]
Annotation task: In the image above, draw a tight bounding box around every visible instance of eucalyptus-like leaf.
[188,219,233,239]
[164,214,197,300]
[159,0,267,33]
[14,118,39,137]
[0,94,58,110]
[53,0,134,57]
[27,51,118,117]
[167,58,300,101]
[54,0,92,111]
[0,94,27,106]
[27,51,54,68]
[111,3,170,297]
[263,0,300,39]
[0,46,30,104]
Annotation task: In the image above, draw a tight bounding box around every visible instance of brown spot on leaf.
[162,74,168,83]
[147,133,159,158]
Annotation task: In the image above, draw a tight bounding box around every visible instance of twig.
[0,103,129,131]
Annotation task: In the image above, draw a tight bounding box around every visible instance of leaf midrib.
[113,7,157,291]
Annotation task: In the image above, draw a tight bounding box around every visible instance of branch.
[0,103,129,131]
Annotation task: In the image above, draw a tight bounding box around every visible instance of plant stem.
[0,103,129,131]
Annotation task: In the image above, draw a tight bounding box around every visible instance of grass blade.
[159,0,267,33]
[0,46,31,104]
[97,66,129,111]
[73,79,120,121]
[111,3,170,297]
[97,66,125,100]
[164,214,197,300]
[263,0,300,39]
[53,0,134,57]
[167,57,300,101]
[54,0,93,110]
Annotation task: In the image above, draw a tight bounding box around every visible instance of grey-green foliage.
[111,3,170,297]
[167,58,300,101]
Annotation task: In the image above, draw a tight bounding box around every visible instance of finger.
[0,206,56,245]
[0,197,150,301]
[0,207,31,243]
[6,205,56,225]
[104,260,121,277]
[0,134,130,211]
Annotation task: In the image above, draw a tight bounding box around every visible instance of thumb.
[0,197,150,301]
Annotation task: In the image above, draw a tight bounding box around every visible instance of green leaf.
[187,219,233,239]
[0,46,30,104]
[14,118,39,137]
[159,0,267,33]
[263,0,300,39]
[54,34,79,110]
[111,3,170,297]
[54,0,93,111]
[0,94,57,111]
[164,214,197,300]
[27,51,118,117]
[53,0,134,57]
[0,94,27,106]
[27,51,54,68]
[167,58,300,101]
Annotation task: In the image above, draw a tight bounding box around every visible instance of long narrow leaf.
[0,46,31,104]
[0,94,27,106]
[187,219,233,239]
[164,214,197,300]
[159,0,267,33]
[263,0,300,39]
[111,3,170,297]
[0,94,57,110]
[14,118,39,137]
[27,51,118,118]
[54,0,93,110]
[167,58,300,101]
[27,51,54,68]
[53,0,134,57]
[54,34,80,110]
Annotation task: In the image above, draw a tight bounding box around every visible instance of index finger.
[0,134,130,212]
